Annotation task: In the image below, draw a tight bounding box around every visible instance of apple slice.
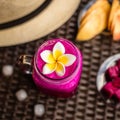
[108,0,119,31]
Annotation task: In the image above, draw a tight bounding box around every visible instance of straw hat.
[0,0,80,46]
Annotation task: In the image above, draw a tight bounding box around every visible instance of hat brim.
[0,0,80,47]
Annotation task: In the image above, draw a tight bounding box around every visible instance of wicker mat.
[1,0,120,120]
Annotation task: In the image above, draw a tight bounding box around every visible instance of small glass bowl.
[97,54,120,105]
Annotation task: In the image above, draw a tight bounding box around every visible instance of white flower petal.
[42,63,57,74]
[58,54,76,66]
[53,42,65,59]
[55,62,65,76]
[40,50,55,63]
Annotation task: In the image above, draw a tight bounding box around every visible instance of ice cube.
[34,104,45,117]
[2,65,14,76]
[16,89,27,101]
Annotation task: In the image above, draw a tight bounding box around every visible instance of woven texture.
[1,0,120,120]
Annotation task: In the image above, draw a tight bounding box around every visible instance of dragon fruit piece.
[101,82,117,99]
[105,66,119,82]
[112,89,120,103]
[112,77,120,88]
[116,59,120,70]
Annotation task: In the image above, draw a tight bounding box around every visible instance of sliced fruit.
[76,0,110,41]
[112,8,120,41]
[105,66,119,82]
[112,77,120,88]
[108,0,119,30]
[80,0,110,27]
[80,9,97,30]
[112,89,120,103]
[116,59,120,70]
[80,0,108,26]
[101,82,117,99]
[76,5,110,41]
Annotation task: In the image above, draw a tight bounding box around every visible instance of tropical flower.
[40,42,76,76]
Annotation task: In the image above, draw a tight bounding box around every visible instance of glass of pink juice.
[18,38,82,97]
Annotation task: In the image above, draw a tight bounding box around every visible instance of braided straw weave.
[1,0,120,120]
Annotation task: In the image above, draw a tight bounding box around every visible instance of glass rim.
[33,38,82,83]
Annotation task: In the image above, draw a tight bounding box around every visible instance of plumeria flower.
[40,42,76,76]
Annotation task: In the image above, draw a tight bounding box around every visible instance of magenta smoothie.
[32,38,82,97]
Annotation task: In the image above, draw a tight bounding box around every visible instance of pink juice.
[32,38,82,97]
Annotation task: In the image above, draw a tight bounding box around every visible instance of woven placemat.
[1,0,120,120]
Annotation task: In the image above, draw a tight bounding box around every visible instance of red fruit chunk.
[112,77,120,88]
[105,66,119,82]
[116,59,120,71]
[101,82,117,99]
[112,89,120,103]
